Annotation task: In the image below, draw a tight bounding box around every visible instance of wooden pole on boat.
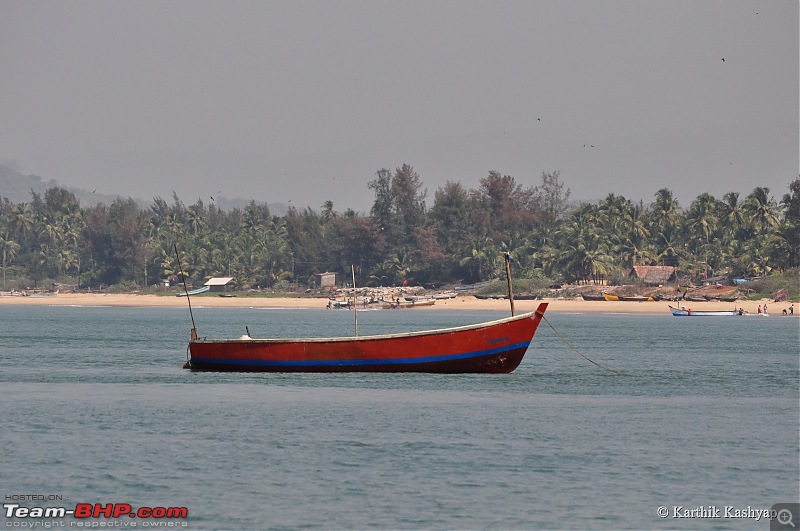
[352,264,358,337]
[174,244,198,340]
[504,252,515,316]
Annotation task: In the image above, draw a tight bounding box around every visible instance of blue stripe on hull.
[190,341,530,369]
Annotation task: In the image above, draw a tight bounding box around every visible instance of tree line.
[1,164,798,291]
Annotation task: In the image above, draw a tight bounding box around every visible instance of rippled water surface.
[1,305,797,529]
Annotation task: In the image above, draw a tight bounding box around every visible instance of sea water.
[1,305,797,529]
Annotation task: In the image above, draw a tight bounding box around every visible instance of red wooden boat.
[184,302,548,373]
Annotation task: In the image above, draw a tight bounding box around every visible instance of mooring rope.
[540,314,626,374]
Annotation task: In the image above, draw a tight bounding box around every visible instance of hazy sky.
[1,0,797,212]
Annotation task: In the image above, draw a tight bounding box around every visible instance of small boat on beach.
[326,298,352,309]
[381,298,436,309]
[668,305,744,317]
[176,286,210,297]
[684,296,707,303]
[0,290,28,297]
[619,295,655,302]
[184,302,548,373]
[27,289,59,297]
[431,291,458,300]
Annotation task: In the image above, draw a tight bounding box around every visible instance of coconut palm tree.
[764,224,798,272]
[458,237,498,283]
[648,188,683,265]
[554,211,612,284]
[720,192,747,241]
[684,193,725,279]
[742,187,779,234]
[187,202,207,236]
[0,232,20,288]
[8,203,34,244]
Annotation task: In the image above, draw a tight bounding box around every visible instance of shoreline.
[0,293,793,315]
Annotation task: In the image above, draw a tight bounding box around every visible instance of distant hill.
[0,162,287,214]
[0,163,125,207]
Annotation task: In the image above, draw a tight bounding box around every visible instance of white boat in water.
[669,305,744,317]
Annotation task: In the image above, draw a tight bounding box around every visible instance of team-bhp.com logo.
[4,502,188,521]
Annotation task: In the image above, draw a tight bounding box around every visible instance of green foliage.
[0,174,798,292]
[745,268,800,300]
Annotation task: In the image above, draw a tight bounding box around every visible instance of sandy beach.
[0,292,791,316]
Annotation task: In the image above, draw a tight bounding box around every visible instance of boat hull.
[619,295,654,302]
[668,305,741,316]
[187,303,547,373]
[381,299,436,309]
[176,286,210,297]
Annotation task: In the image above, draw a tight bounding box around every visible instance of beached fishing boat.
[668,305,743,317]
[431,291,458,300]
[0,290,28,297]
[326,298,352,309]
[184,302,548,373]
[27,289,59,297]
[381,298,436,309]
[176,286,210,297]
